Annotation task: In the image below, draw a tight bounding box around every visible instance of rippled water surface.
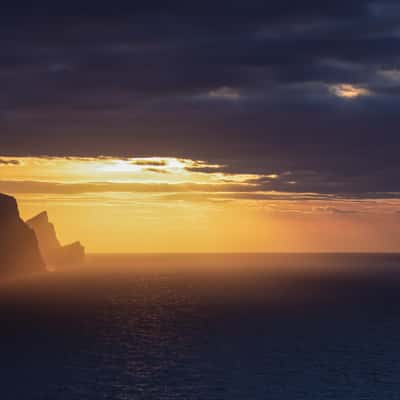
[1,254,400,399]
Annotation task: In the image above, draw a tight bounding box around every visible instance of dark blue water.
[1,254,400,399]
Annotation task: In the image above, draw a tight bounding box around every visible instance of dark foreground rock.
[0,193,46,277]
[26,211,85,267]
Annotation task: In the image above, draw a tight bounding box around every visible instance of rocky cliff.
[0,193,46,277]
[26,211,85,267]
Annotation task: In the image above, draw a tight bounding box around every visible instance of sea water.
[1,253,400,399]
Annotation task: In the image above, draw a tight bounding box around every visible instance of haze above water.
[2,254,400,399]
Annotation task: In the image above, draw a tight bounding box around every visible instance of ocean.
[1,253,400,399]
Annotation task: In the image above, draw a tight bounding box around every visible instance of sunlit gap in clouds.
[329,84,371,99]
[1,156,400,253]
[0,156,265,185]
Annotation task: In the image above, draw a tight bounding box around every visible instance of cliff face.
[26,212,85,267]
[0,193,46,277]
[26,211,61,251]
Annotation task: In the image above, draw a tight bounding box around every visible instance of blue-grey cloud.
[1,1,400,198]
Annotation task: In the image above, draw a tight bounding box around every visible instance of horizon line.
[87,252,400,256]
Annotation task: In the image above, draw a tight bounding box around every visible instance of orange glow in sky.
[1,156,400,253]
[329,84,371,99]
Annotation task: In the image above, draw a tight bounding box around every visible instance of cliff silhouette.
[26,211,85,267]
[0,193,46,277]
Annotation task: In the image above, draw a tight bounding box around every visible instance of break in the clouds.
[1,156,400,202]
[2,156,400,221]
[1,1,400,199]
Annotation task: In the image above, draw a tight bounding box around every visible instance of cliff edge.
[26,211,85,267]
[0,193,46,277]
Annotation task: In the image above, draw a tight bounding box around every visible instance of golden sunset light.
[3,3,400,398]
[329,83,371,98]
[1,156,400,253]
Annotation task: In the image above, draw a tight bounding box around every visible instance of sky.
[1,2,400,252]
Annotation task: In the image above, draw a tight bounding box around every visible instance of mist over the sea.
[1,254,400,399]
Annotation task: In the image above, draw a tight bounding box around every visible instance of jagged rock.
[49,241,85,267]
[26,211,61,249]
[26,211,85,267]
[0,193,46,277]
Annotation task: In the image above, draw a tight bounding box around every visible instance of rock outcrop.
[0,193,46,277]
[26,211,85,267]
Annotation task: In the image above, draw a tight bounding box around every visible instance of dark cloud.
[0,159,21,166]
[145,168,170,174]
[0,180,257,195]
[131,160,167,166]
[185,166,227,174]
[1,179,400,203]
[1,1,400,198]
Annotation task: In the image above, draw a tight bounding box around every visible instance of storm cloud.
[1,1,400,197]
